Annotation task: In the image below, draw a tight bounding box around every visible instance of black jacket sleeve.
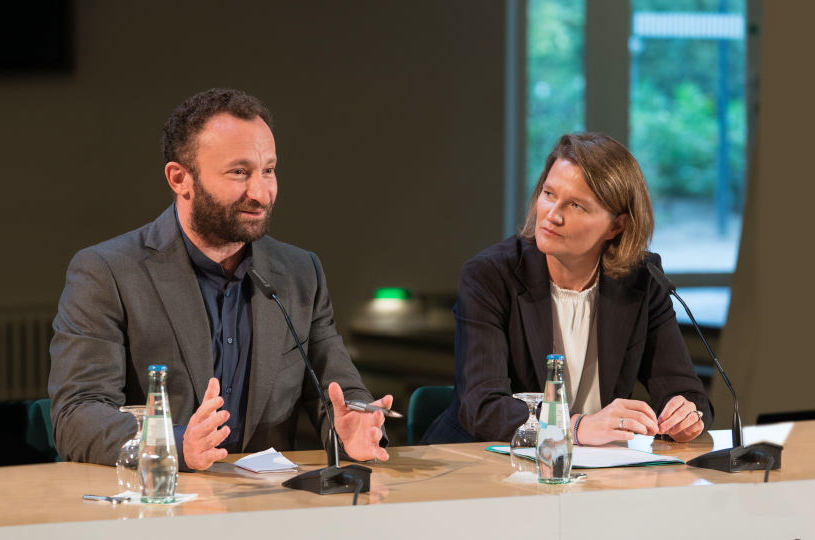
[454,255,528,441]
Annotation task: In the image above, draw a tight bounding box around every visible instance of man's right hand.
[182,377,230,470]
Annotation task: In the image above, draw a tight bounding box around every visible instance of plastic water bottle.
[536,354,573,483]
[138,365,178,503]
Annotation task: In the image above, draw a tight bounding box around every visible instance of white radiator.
[0,306,54,401]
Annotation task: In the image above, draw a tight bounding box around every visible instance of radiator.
[0,306,55,401]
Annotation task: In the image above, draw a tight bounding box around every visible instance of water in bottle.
[138,364,179,503]
[536,354,573,484]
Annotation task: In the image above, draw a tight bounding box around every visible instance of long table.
[3,421,815,538]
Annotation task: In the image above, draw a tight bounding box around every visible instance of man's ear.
[606,213,627,240]
[165,161,193,199]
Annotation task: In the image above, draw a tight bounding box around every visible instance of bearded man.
[49,89,390,470]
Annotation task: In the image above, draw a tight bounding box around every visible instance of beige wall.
[0,1,505,333]
[712,1,815,425]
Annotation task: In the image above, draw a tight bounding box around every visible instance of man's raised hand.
[182,377,230,470]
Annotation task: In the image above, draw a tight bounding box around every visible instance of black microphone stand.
[249,269,371,496]
[647,263,782,473]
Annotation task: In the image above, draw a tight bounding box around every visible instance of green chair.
[407,385,455,444]
[26,398,60,461]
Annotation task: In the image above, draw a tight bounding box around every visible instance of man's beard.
[189,178,273,246]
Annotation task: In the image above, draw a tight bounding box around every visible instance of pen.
[345,400,403,418]
[83,494,131,504]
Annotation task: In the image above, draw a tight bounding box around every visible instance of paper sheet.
[487,444,683,468]
[708,422,793,451]
[233,447,299,473]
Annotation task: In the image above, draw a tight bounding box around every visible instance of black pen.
[345,400,403,418]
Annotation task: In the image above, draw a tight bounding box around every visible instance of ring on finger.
[618,417,625,430]
[694,410,703,421]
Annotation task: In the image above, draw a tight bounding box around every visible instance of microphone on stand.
[248,268,371,496]
[646,262,781,473]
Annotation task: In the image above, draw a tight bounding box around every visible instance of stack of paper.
[487,444,683,468]
[233,447,299,473]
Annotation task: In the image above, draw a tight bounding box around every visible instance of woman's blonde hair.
[520,133,654,279]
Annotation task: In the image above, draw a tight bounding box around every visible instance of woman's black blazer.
[423,236,713,443]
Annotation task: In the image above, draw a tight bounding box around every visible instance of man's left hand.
[328,382,391,462]
[657,395,704,442]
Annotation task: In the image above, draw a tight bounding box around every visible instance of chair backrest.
[407,385,455,444]
[26,398,59,461]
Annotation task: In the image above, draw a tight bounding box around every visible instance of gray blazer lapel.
[597,272,644,405]
[143,208,213,405]
[242,245,290,448]
[515,240,554,390]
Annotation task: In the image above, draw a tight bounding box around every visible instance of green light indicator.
[374,287,411,300]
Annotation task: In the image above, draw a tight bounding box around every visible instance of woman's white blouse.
[550,278,602,415]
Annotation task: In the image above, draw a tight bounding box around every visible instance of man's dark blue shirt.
[173,210,254,466]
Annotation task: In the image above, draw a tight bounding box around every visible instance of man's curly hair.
[161,88,273,176]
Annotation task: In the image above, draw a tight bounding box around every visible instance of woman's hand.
[657,395,704,442]
[575,398,659,445]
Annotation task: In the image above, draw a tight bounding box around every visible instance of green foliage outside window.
[526,0,585,192]
[527,0,746,214]
[630,0,746,211]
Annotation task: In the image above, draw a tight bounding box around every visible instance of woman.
[424,133,712,446]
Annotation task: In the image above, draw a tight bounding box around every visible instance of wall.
[0,1,506,336]
[712,1,815,425]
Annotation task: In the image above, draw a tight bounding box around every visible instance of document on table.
[487,443,683,468]
[233,447,299,473]
[708,422,793,451]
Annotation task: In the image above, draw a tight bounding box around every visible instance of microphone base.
[687,442,783,473]
[282,464,371,495]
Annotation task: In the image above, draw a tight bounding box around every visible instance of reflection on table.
[2,420,813,528]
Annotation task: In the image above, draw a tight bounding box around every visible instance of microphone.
[646,262,781,473]
[248,268,371,497]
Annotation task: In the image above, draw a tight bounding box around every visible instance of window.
[521,0,749,326]
[526,0,585,193]
[630,2,746,275]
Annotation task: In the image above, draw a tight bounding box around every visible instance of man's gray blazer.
[49,205,373,465]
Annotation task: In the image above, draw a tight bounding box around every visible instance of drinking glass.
[116,405,146,490]
[509,392,545,476]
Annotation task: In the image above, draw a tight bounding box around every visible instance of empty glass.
[116,405,146,490]
[509,392,545,476]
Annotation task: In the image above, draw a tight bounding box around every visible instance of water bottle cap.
[148,365,168,372]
